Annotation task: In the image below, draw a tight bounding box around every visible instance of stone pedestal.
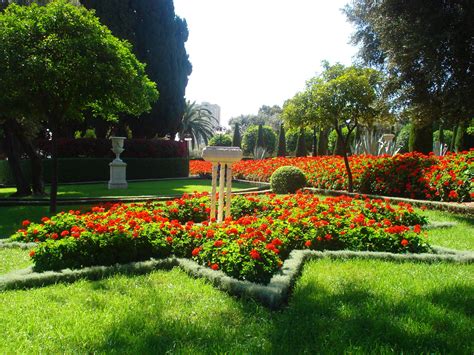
[108,161,128,189]
[202,146,243,222]
[108,136,128,189]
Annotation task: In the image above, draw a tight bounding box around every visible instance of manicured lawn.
[0,248,31,275]
[0,261,472,353]
[0,179,257,199]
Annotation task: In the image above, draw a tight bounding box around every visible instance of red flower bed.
[12,192,430,284]
[190,151,474,202]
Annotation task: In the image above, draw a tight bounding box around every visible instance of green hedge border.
[0,158,189,185]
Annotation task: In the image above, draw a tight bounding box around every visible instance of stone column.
[217,163,226,222]
[225,165,232,218]
[210,163,218,220]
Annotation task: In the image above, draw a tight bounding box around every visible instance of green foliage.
[295,128,308,157]
[242,125,277,155]
[277,123,286,157]
[396,123,411,153]
[74,128,97,139]
[270,166,306,193]
[433,129,453,145]
[232,123,242,148]
[208,134,232,147]
[328,128,356,155]
[81,0,192,138]
[286,128,312,153]
[256,124,264,148]
[345,0,473,127]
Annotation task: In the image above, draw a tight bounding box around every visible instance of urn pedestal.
[202,146,243,222]
[108,136,128,189]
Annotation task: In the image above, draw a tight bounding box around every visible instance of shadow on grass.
[83,275,473,354]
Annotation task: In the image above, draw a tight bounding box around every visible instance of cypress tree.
[232,123,242,148]
[295,127,307,157]
[256,124,264,148]
[312,126,318,156]
[409,121,433,154]
[81,0,192,138]
[277,123,286,157]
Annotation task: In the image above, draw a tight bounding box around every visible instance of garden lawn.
[0,248,31,275]
[0,179,256,199]
[0,261,472,353]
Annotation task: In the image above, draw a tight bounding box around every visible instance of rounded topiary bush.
[270,166,306,193]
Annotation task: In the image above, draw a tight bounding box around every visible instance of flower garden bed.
[190,151,474,203]
[7,192,449,284]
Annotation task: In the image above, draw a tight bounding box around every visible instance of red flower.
[448,190,458,200]
[249,249,261,260]
[213,240,224,247]
[192,247,201,256]
[211,263,219,270]
[29,250,35,257]
[206,229,215,238]
[413,225,421,234]
[401,239,409,246]
[50,233,58,240]
[22,220,31,227]
[166,236,173,243]
[60,230,69,237]
[305,240,312,247]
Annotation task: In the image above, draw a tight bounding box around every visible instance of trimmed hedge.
[0,158,189,185]
[35,138,187,158]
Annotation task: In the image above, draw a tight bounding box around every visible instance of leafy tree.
[228,105,282,133]
[313,63,389,191]
[228,114,262,133]
[242,125,277,156]
[256,124,265,149]
[0,0,158,211]
[208,134,232,147]
[232,123,242,148]
[81,0,192,138]
[277,123,286,157]
[178,100,217,149]
[345,0,473,153]
[285,128,312,154]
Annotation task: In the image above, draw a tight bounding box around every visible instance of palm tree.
[179,100,218,149]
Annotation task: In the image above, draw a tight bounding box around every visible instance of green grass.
[0,261,472,353]
[0,248,31,275]
[0,179,256,199]
[421,209,474,250]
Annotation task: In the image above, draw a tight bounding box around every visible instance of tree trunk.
[454,121,465,152]
[318,128,329,155]
[2,120,31,196]
[49,119,59,213]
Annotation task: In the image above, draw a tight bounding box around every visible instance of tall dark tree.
[232,123,242,148]
[295,127,307,157]
[81,0,192,138]
[277,123,286,157]
[345,0,474,153]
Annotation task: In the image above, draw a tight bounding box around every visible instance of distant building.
[200,102,221,126]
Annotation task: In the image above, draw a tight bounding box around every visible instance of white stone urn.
[202,146,243,222]
[108,136,128,189]
[111,136,126,162]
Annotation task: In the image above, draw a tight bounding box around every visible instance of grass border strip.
[1,247,472,309]
[0,240,37,249]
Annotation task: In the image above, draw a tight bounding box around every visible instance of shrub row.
[0,158,189,185]
[190,151,474,202]
[35,138,187,158]
[12,192,429,284]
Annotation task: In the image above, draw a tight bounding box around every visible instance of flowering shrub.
[13,192,430,284]
[190,151,474,202]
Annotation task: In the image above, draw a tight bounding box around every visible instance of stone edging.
[1,246,472,309]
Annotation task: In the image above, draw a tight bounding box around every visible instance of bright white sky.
[173,0,358,127]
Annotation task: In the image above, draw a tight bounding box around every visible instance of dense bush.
[35,138,187,158]
[242,125,277,155]
[270,166,306,193]
[208,134,232,147]
[13,192,429,284]
[190,151,474,202]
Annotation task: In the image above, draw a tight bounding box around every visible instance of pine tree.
[232,123,242,148]
[277,123,286,157]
